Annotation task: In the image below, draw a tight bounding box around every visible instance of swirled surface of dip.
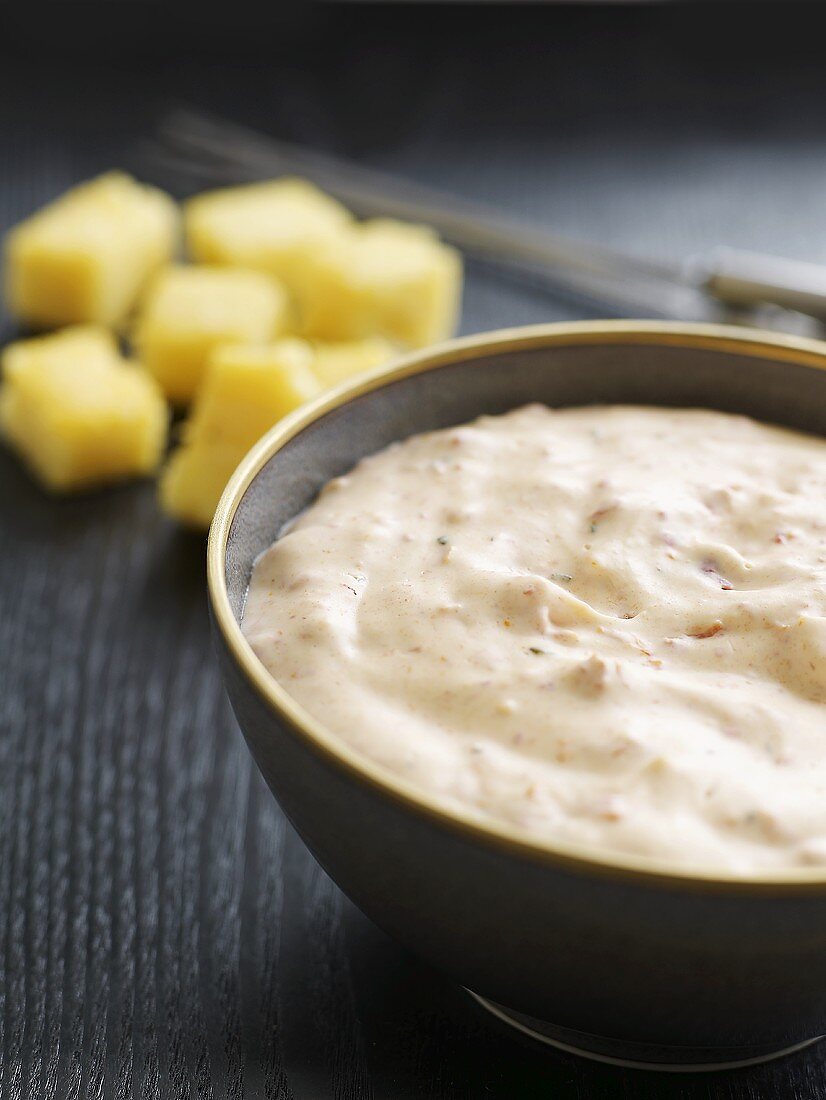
[243,405,826,872]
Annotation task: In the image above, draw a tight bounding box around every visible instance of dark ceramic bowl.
[207,321,826,1071]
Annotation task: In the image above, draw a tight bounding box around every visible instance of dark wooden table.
[2,7,826,1097]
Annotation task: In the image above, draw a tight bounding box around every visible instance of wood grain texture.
[2,7,826,1097]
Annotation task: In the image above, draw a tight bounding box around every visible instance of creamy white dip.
[243,405,826,873]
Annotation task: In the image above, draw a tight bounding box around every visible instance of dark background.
[2,4,826,1097]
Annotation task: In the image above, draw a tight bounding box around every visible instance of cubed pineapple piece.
[3,325,119,378]
[311,337,396,388]
[0,326,167,492]
[187,339,321,447]
[4,172,179,329]
[134,265,289,404]
[160,338,321,527]
[297,219,462,347]
[160,440,244,530]
[184,178,351,292]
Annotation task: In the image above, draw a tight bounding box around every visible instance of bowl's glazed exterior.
[208,322,826,1066]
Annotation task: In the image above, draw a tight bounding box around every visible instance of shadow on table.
[337,898,826,1100]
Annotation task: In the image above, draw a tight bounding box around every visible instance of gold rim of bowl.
[207,319,826,894]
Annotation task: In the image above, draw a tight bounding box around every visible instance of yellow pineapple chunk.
[160,339,321,527]
[186,339,321,446]
[297,219,462,347]
[159,441,244,530]
[0,326,167,492]
[184,178,351,293]
[4,172,179,329]
[311,337,396,388]
[3,325,119,378]
[134,265,288,404]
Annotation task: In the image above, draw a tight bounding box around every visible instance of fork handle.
[701,247,826,319]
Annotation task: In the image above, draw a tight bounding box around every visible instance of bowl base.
[466,991,825,1072]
